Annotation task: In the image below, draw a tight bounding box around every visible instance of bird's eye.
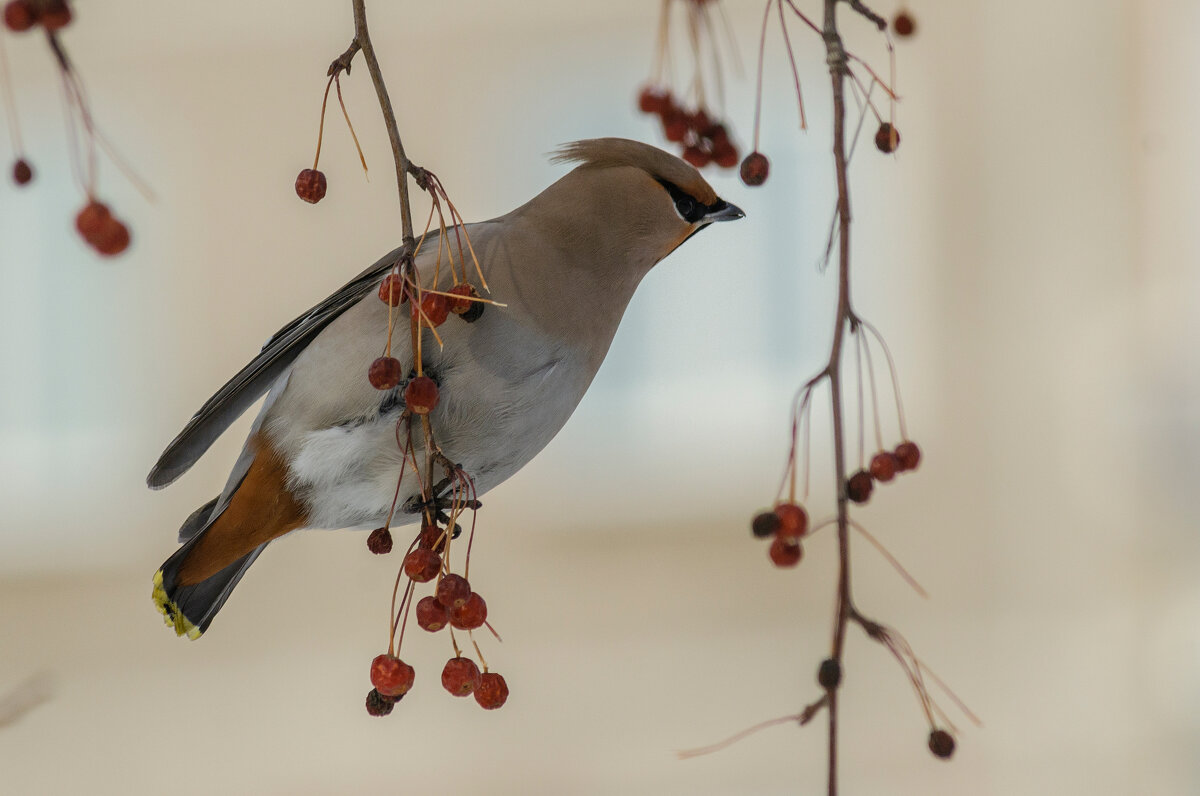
[675,195,703,223]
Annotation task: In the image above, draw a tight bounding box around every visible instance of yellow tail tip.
[152,570,202,640]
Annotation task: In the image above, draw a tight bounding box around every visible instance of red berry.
[404,376,439,415]
[39,0,70,30]
[12,158,32,185]
[378,273,407,306]
[869,452,899,483]
[893,11,916,37]
[414,291,449,327]
[416,595,449,632]
[875,122,900,154]
[449,592,487,630]
[894,441,921,472]
[3,1,34,32]
[403,548,442,583]
[751,510,781,539]
[365,688,397,716]
[295,168,327,203]
[774,502,809,538]
[418,523,446,553]
[436,573,471,609]
[366,527,392,555]
[682,146,711,169]
[441,657,481,697]
[637,86,669,114]
[663,113,688,143]
[93,217,131,257]
[769,536,803,568]
[687,109,712,133]
[847,470,874,504]
[713,142,739,169]
[447,283,476,315]
[928,729,955,759]
[370,653,415,697]
[368,356,402,390]
[740,152,769,186]
[474,671,509,710]
[75,201,110,239]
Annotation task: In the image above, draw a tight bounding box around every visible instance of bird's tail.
[152,512,268,640]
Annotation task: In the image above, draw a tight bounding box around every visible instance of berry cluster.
[751,500,810,569]
[846,440,920,505]
[3,0,71,34]
[364,520,508,715]
[74,200,130,257]
[637,87,739,170]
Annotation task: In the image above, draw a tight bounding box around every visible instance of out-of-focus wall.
[0,1,1196,794]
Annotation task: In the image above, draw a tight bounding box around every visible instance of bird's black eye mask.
[656,178,727,224]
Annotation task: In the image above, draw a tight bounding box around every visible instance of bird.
[149,137,744,639]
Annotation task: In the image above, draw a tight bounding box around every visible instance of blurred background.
[1,0,1196,793]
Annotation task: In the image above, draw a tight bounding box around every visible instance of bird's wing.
[147,242,416,489]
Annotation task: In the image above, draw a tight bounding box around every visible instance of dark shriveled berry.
[12,158,33,185]
[474,671,509,710]
[893,11,917,37]
[365,688,397,716]
[751,511,781,539]
[366,527,392,555]
[928,729,956,759]
[818,658,842,689]
[740,152,769,186]
[847,470,874,504]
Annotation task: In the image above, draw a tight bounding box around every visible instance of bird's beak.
[704,200,745,223]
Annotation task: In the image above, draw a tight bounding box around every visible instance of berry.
[93,217,131,257]
[875,122,900,154]
[76,201,110,239]
[3,1,34,32]
[460,297,485,323]
[893,11,916,37]
[369,653,415,697]
[894,441,921,472]
[368,356,402,390]
[869,452,899,483]
[713,142,739,169]
[769,536,802,568]
[637,86,669,115]
[416,595,449,632]
[447,283,477,315]
[295,168,327,203]
[414,291,449,327]
[740,152,769,186]
[751,510,781,539]
[418,523,446,553]
[682,146,711,169]
[378,273,406,306]
[39,0,70,31]
[404,376,439,415]
[818,658,841,689]
[436,573,471,609]
[847,470,873,504]
[663,113,688,143]
[774,502,808,538]
[12,158,33,185]
[441,657,481,697]
[365,688,398,716]
[928,729,955,759]
[366,527,392,555]
[474,671,509,710]
[403,548,442,583]
[449,592,487,630]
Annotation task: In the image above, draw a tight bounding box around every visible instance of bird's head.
[538,138,744,271]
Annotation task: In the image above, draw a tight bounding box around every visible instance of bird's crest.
[552,138,717,206]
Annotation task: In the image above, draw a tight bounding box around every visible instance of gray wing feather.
[147,243,411,489]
